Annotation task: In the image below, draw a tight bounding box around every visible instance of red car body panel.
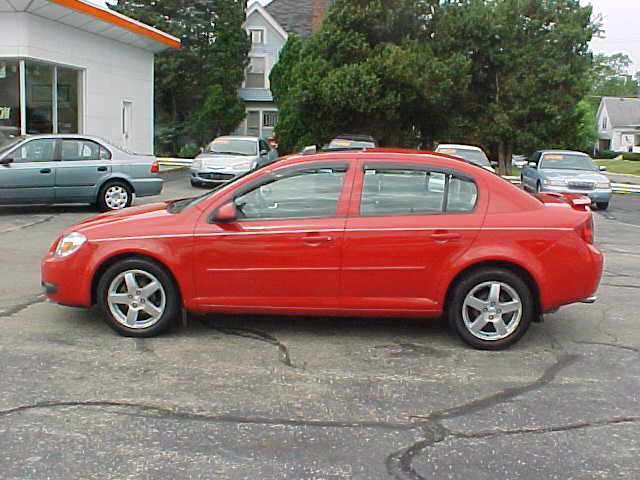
[42,151,603,318]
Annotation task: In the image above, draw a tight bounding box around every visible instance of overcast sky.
[99,0,638,72]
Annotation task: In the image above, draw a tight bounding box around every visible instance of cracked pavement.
[0,172,638,479]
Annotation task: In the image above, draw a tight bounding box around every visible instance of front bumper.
[190,168,248,186]
[41,248,93,308]
[542,185,612,203]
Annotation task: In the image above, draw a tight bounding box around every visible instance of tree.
[270,0,470,154]
[591,53,640,98]
[432,0,597,174]
[111,0,250,155]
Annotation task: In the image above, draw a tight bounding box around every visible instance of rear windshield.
[437,148,490,167]
[328,139,376,150]
[540,153,596,171]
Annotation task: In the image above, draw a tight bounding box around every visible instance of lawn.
[595,159,640,176]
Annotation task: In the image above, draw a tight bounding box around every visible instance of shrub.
[622,152,640,161]
[596,150,620,159]
[178,143,200,159]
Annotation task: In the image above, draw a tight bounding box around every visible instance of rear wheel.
[596,201,609,210]
[98,180,132,212]
[97,258,180,337]
[448,268,534,350]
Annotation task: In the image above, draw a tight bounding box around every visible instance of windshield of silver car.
[540,153,597,171]
[205,139,257,156]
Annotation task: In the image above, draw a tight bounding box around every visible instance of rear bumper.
[131,178,163,197]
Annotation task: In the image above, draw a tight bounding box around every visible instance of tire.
[98,180,133,212]
[97,258,180,337]
[596,201,609,210]
[535,182,542,193]
[448,268,534,350]
[190,179,199,187]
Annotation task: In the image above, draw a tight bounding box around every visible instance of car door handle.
[430,231,461,242]
[40,168,52,174]
[97,166,108,172]
[302,234,333,245]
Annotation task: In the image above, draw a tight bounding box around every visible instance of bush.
[622,152,640,161]
[178,143,200,159]
[596,150,620,159]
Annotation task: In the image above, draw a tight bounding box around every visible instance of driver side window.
[13,139,57,163]
[234,167,347,220]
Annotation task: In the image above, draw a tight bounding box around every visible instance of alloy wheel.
[462,281,523,341]
[107,269,166,329]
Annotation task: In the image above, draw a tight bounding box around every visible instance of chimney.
[311,0,332,33]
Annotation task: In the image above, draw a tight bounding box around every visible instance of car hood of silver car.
[541,169,609,183]
[194,153,256,170]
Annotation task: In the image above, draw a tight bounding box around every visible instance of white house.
[596,96,640,153]
[236,0,333,139]
[0,0,179,154]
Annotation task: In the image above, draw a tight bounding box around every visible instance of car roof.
[436,144,483,151]
[539,150,589,155]
[213,136,260,142]
[334,133,376,142]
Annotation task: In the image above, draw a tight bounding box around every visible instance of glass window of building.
[0,60,21,142]
[26,62,54,134]
[57,67,80,133]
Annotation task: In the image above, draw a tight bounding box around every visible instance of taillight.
[150,161,159,173]
[576,216,594,244]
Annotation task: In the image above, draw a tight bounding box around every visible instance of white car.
[435,144,496,173]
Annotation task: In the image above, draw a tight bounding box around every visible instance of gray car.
[521,150,612,209]
[0,135,163,211]
[190,136,278,187]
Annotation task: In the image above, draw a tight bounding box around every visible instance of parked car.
[435,144,496,173]
[0,134,162,211]
[190,136,278,187]
[42,149,602,349]
[521,150,613,210]
[324,134,378,151]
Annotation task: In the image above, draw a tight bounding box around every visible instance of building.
[235,0,333,139]
[596,97,640,153]
[0,0,179,154]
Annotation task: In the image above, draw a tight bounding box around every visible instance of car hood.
[195,153,256,168]
[68,202,177,237]
[541,169,608,182]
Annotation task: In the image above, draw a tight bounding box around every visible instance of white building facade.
[596,97,640,154]
[0,0,179,154]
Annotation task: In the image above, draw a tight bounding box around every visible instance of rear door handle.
[302,234,333,245]
[40,168,52,174]
[430,231,461,242]
[97,166,108,172]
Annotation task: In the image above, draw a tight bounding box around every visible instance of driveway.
[0,171,638,479]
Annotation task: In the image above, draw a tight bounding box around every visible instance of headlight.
[232,162,252,171]
[192,159,203,170]
[596,181,611,189]
[544,179,568,186]
[55,232,87,257]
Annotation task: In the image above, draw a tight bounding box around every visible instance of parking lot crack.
[0,215,55,234]
[0,295,45,318]
[571,340,640,355]
[600,282,640,290]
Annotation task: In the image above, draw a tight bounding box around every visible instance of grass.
[595,159,640,176]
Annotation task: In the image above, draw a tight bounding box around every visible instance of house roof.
[0,0,180,52]
[265,0,333,38]
[601,97,640,128]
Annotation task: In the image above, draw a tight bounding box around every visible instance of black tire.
[535,182,542,193]
[97,258,180,337]
[447,268,534,350]
[596,201,609,210]
[98,180,133,212]
[190,179,200,188]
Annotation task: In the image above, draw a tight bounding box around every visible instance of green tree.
[111,0,250,155]
[270,0,470,153]
[432,0,597,174]
[591,53,640,98]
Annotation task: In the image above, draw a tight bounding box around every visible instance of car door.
[192,162,354,311]
[0,138,57,203]
[55,138,112,202]
[521,151,541,192]
[257,139,272,167]
[341,160,486,313]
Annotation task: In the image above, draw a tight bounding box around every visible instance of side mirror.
[599,165,607,172]
[260,149,269,156]
[214,202,237,223]
[528,162,537,168]
[0,157,14,166]
[301,145,317,156]
[490,161,498,167]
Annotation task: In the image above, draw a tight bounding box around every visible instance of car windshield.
[540,153,596,171]
[327,138,376,149]
[205,138,257,156]
[438,148,491,167]
[0,136,25,155]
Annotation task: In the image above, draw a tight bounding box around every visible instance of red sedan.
[42,150,603,349]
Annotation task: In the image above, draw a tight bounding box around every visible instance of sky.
[97,0,639,72]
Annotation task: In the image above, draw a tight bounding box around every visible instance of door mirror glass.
[599,165,607,172]
[0,157,13,165]
[214,202,237,223]
[260,149,269,156]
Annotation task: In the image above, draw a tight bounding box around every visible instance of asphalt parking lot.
[0,170,639,479]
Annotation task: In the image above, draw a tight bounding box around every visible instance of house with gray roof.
[596,97,640,153]
[235,0,333,140]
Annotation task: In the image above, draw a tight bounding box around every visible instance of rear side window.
[61,139,111,161]
[360,167,477,216]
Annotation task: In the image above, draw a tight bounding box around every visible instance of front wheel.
[596,201,609,210]
[98,181,132,212]
[448,268,534,350]
[97,258,180,337]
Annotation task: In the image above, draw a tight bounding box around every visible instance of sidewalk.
[607,172,640,185]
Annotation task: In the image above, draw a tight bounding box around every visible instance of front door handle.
[302,234,333,245]
[97,166,108,172]
[430,231,461,242]
[40,168,52,174]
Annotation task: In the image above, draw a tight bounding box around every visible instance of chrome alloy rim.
[462,281,523,341]
[107,270,166,329]
[104,185,128,210]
